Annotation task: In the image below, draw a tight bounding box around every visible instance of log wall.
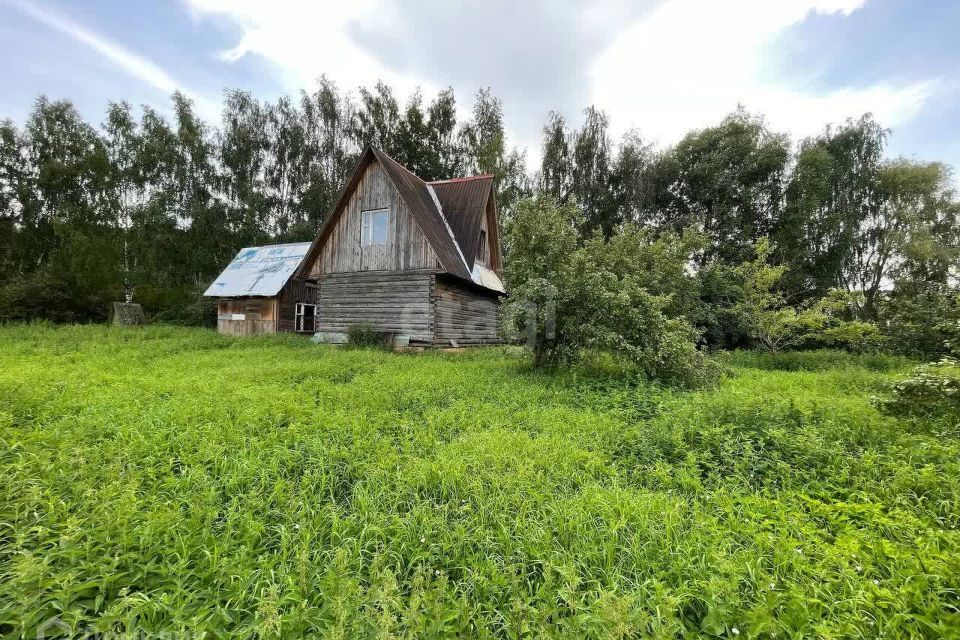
[316,270,435,342]
[433,278,500,345]
[277,279,319,333]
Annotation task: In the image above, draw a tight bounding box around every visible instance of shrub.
[877,282,960,359]
[736,241,884,353]
[502,197,717,387]
[347,322,384,347]
[0,271,108,323]
[874,357,960,419]
[150,291,217,327]
[819,320,885,353]
[721,348,910,372]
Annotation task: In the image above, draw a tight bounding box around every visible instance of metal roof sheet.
[203,242,312,297]
[471,264,506,293]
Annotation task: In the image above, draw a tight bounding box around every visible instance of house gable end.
[298,146,472,280]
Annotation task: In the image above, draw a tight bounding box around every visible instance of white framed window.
[361,209,389,246]
[295,303,316,332]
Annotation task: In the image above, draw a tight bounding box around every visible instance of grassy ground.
[0,324,958,638]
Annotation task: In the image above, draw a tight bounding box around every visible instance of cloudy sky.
[2,0,958,171]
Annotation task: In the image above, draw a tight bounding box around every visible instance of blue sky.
[1,0,958,173]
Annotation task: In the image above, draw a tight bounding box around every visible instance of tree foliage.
[503,197,716,387]
[0,84,528,322]
[0,85,957,357]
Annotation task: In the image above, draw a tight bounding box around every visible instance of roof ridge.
[428,174,494,184]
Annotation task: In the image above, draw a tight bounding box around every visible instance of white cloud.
[182,0,937,156]
[11,0,219,119]
[184,0,432,99]
[590,0,935,145]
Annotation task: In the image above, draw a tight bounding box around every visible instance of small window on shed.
[361,209,388,246]
[295,303,316,332]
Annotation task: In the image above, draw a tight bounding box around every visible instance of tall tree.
[776,115,886,299]
[667,109,790,265]
[539,111,573,204]
[299,77,355,233]
[0,120,38,278]
[265,95,306,240]
[609,131,654,225]
[351,81,401,154]
[874,160,959,288]
[461,88,529,215]
[103,102,145,301]
[394,91,436,179]
[219,90,272,243]
[25,98,118,302]
[425,88,463,179]
[570,106,615,238]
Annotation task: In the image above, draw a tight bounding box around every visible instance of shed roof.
[203,242,311,297]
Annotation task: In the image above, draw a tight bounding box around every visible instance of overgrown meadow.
[1,325,958,638]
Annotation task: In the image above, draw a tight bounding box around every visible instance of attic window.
[477,230,488,265]
[361,209,388,246]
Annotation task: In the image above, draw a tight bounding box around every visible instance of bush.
[819,320,885,353]
[874,357,960,419]
[721,349,910,372]
[877,283,960,359]
[502,197,718,388]
[736,241,884,354]
[0,271,108,323]
[150,292,217,327]
[347,322,384,347]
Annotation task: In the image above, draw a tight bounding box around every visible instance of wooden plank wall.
[308,162,438,276]
[316,270,435,342]
[216,298,277,336]
[433,279,500,345]
[277,279,318,333]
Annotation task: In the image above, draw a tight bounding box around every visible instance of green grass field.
[1,325,958,638]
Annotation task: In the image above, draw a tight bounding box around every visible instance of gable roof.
[297,147,473,281]
[428,174,494,269]
[204,242,312,297]
[297,146,505,292]
[370,148,472,280]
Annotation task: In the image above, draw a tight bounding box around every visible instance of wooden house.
[204,146,506,344]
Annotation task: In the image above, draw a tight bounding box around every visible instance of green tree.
[848,159,959,319]
[667,109,790,265]
[775,115,886,299]
[103,101,145,301]
[425,88,463,179]
[737,239,880,353]
[351,81,401,154]
[460,88,530,215]
[299,77,355,233]
[538,111,572,204]
[219,90,272,244]
[503,197,714,386]
[571,107,616,238]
